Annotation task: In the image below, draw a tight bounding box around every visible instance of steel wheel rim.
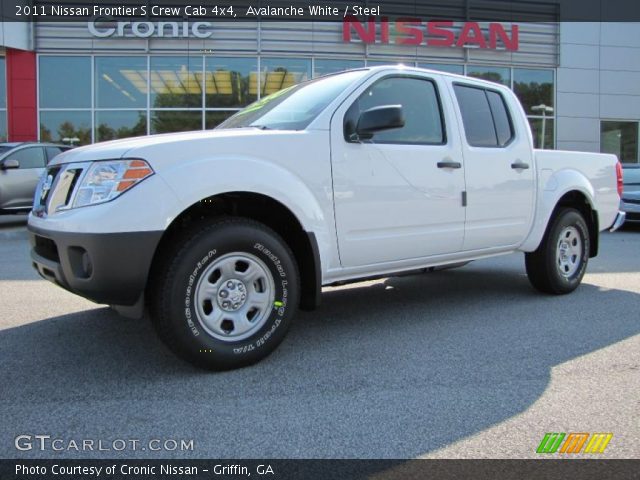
[556,226,582,277]
[194,252,275,342]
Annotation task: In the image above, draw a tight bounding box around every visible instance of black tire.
[150,217,300,370]
[525,208,590,295]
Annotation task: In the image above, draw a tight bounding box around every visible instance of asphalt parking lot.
[0,215,639,459]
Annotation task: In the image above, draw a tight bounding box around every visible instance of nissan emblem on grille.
[41,174,53,202]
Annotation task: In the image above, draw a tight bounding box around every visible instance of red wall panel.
[6,48,37,142]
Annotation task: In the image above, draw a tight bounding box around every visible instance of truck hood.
[48,128,279,166]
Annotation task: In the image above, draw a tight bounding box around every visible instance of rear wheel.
[151,217,300,370]
[525,208,590,294]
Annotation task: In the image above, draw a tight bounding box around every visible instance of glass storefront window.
[95,57,147,109]
[40,111,91,146]
[205,57,257,108]
[601,121,639,163]
[419,63,464,74]
[314,59,363,77]
[467,65,510,86]
[259,58,311,96]
[206,111,237,129]
[150,56,203,109]
[39,56,91,108]
[514,69,554,115]
[95,111,147,141]
[528,118,555,150]
[35,55,559,148]
[0,114,6,142]
[366,59,414,67]
[151,111,202,134]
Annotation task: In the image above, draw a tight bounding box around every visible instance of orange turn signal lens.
[116,180,137,192]
[123,168,153,179]
[115,160,154,193]
[129,160,148,168]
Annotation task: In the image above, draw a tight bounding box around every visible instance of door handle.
[511,161,530,170]
[437,161,462,169]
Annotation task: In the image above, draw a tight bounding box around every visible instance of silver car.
[0,143,72,213]
[621,164,640,223]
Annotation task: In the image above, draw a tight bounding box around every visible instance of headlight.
[73,159,153,208]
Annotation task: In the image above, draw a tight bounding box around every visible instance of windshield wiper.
[249,124,272,130]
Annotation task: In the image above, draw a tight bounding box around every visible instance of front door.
[331,74,466,268]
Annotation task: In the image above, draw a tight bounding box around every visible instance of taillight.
[616,162,624,197]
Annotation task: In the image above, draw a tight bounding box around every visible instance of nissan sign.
[343,17,519,51]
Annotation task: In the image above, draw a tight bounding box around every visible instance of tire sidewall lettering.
[184,250,217,337]
[181,239,293,356]
[573,220,589,280]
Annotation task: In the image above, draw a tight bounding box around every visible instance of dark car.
[0,142,73,213]
[621,164,640,223]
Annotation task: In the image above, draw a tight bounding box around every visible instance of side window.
[454,84,514,148]
[486,91,514,146]
[8,147,46,169]
[345,76,445,145]
[453,85,497,147]
[46,147,64,162]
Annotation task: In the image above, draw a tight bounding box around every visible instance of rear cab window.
[453,84,514,148]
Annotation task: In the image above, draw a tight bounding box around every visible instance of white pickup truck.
[28,66,625,370]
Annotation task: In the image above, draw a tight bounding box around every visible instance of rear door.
[331,73,466,267]
[0,146,47,210]
[451,82,535,250]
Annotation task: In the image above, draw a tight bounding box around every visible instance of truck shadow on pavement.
[1,266,639,458]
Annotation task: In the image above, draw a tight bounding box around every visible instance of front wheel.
[150,218,300,370]
[525,208,590,295]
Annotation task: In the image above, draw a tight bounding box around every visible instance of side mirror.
[0,159,19,170]
[354,105,405,141]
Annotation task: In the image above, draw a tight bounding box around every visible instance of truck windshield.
[217,69,368,131]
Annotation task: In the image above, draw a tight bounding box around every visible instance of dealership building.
[0,19,639,164]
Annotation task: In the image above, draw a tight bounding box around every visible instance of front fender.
[519,169,596,252]
[157,154,335,270]
[164,156,324,223]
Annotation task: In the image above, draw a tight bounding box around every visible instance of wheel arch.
[147,191,322,311]
[522,188,599,257]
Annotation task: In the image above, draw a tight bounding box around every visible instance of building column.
[6,48,37,142]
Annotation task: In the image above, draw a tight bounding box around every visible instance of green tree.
[57,121,91,145]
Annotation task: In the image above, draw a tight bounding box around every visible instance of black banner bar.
[1,459,640,480]
[2,0,640,22]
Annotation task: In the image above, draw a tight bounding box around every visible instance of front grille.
[47,167,83,213]
[623,197,640,205]
[37,166,60,208]
[33,164,85,216]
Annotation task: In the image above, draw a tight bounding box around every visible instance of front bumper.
[29,226,163,306]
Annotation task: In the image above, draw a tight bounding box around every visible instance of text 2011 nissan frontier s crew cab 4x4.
[28,67,626,370]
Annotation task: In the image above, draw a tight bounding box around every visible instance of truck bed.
[534,149,620,231]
